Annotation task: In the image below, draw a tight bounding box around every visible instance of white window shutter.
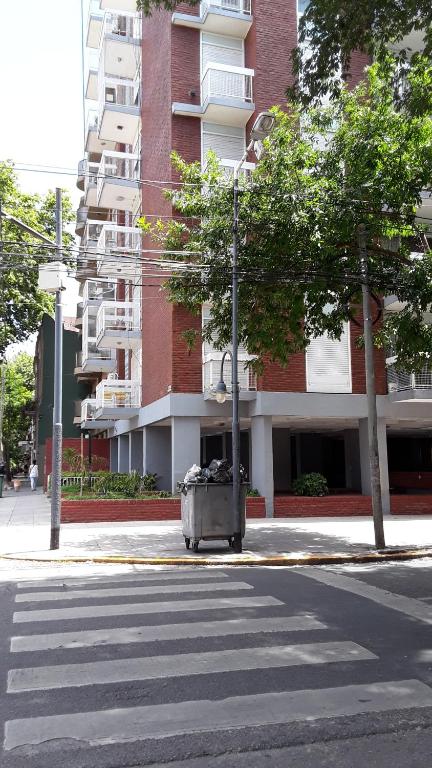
[306,323,352,393]
[201,33,244,73]
[202,130,245,162]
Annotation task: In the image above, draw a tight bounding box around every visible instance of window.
[306,323,352,393]
[202,122,245,166]
[201,32,244,75]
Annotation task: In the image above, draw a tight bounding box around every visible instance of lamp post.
[217,112,275,554]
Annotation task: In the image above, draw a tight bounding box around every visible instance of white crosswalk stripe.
[16,570,228,590]
[11,614,326,652]
[4,569,432,761]
[6,680,432,751]
[8,641,376,692]
[15,580,250,603]
[13,594,281,623]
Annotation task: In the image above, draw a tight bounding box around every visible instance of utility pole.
[231,173,242,554]
[358,224,386,550]
[50,188,63,550]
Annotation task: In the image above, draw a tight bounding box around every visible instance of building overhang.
[172,100,255,128]
[172,8,252,38]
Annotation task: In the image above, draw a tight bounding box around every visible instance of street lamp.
[215,350,232,404]
[228,111,275,554]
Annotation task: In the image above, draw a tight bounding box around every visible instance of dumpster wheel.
[192,541,199,553]
[184,537,190,550]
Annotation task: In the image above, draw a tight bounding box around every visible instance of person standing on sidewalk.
[29,461,39,491]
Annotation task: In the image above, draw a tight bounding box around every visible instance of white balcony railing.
[203,356,257,394]
[82,308,116,368]
[201,63,253,105]
[95,379,141,409]
[81,398,98,423]
[81,220,105,250]
[98,150,139,188]
[98,223,141,254]
[387,366,432,393]
[83,279,116,306]
[201,0,252,14]
[216,158,255,179]
[104,12,141,40]
[96,301,141,340]
[98,72,139,114]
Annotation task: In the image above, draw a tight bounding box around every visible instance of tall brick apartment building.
[76,0,432,516]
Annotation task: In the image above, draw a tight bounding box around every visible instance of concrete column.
[143,426,171,491]
[251,416,274,517]
[344,429,361,491]
[110,438,118,472]
[118,434,129,473]
[129,431,143,474]
[171,417,201,494]
[359,418,390,515]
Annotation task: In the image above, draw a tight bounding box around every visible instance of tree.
[0,162,74,356]
[293,0,432,105]
[1,353,34,470]
[140,56,432,371]
[136,0,198,13]
[136,1,431,108]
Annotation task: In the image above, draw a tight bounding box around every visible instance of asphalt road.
[1,559,432,767]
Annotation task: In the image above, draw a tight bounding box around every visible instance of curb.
[1,547,432,567]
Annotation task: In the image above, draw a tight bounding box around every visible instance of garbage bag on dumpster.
[208,458,231,483]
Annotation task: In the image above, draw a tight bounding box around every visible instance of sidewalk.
[1,487,432,565]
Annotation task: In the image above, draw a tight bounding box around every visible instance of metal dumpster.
[181,482,247,553]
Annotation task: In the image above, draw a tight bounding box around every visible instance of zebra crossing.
[4,567,432,763]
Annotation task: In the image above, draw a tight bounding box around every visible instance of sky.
[0,0,91,324]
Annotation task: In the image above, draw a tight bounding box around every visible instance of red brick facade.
[139,2,385,403]
[44,437,110,490]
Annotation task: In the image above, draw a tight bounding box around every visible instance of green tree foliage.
[135,0,431,109]
[293,0,432,105]
[0,162,74,355]
[140,57,432,371]
[1,353,34,469]
[136,0,198,13]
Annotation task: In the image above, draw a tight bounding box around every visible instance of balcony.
[173,64,254,127]
[97,150,140,211]
[97,223,141,278]
[82,306,117,374]
[94,378,141,419]
[85,111,116,155]
[75,302,84,329]
[81,398,113,430]
[75,197,88,236]
[81,160,100,207]
[77,159,86,191]
[86,68,98,101]
[83,278,116,308]
[387,365,432,402]
[208,157,255,179]
[100,0,138,11]
[172,0,252,38]
[86,2,104,48]
[203,355,257,400]
[74,352,99,381]
[98,74,140,145]
[417,190,432,227]
[102,12,141,79]
[96,300,141,349]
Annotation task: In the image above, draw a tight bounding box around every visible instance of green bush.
[141,472,158,492]
[292,473,329,497]
[247,488,260,497]
[93,471,141,498]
